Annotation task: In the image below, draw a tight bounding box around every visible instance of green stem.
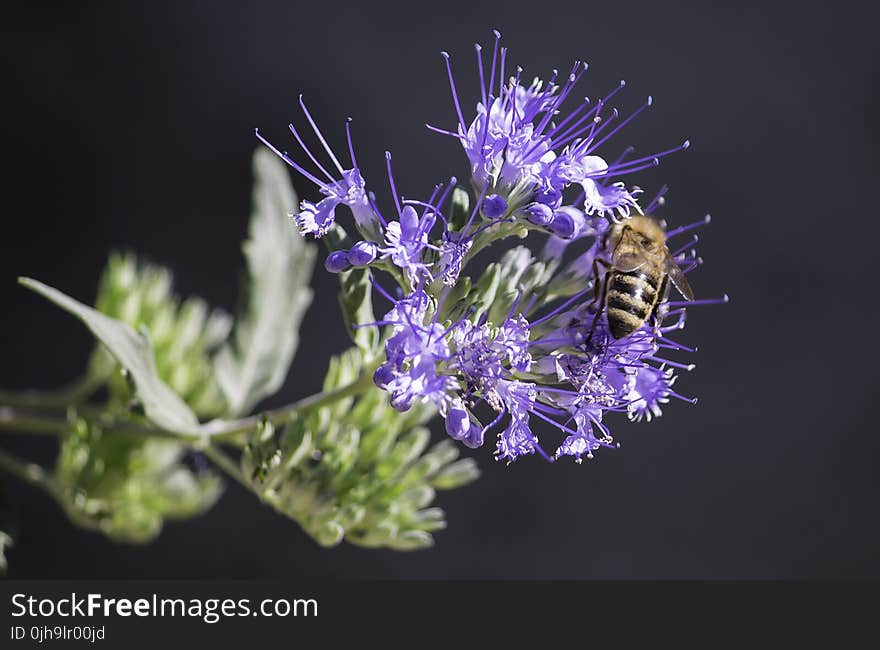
[0,448,57,497]
[0,406,182,441]
[0,363,379,444]
[199,445,249,489]
[0,406,70,437]
[0,373,102,410]
[202,365,378,441]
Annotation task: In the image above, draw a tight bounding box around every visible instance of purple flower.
[437,231,472,286]
[433,33,690,224]
[347,240,378,267]
[256,98,379,239]
[258,33,723,466]
[373,290,454,412]
[324,250,352,273]
[494,380,542,463]
[381,205,436,285]
[482,194,508,218]
[295,169,367,237]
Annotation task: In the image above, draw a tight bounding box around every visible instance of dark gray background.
[1,0,877,578]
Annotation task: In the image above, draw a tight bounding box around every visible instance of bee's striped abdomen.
[606,270,661,339]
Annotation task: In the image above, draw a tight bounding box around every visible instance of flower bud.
[325,250,353,273]
[373,363,395,389]
[548,210,576,238]
[524,202,554,226]
[347,240,378,267]
[482,194,508,219]
[445,405,471,441]
[535,187,562,209]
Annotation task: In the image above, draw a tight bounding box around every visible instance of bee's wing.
[614,252,648,272]
[665,254,695,301]
[611,228,648,272]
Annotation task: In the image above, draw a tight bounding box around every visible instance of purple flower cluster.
[258,32,725,463]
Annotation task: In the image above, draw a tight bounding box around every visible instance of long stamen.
[475,43,487,108]
[288,123,336,183]
[385,151,402,214]
[506,287,525,320]
[254,129,325,188]
[669,390,698,405]
[404,199,447,223]
[598,159,659,179]
[666,214,711,237]
[487,29,501,101]
[658,338,698,353]
[480,409,507,438]
[654,358,696,371]
[435,176,457,210]
[534,61,587,136]
[667,295,729,307]
[680,259,701,274]
[601,141,690,176]
[530,409,580,439]
[463,181,490,233]
[298,95,346,174]
[344,117,359,169]
[366,191,388,227]
[545,96,593,142]
[646,184,669,213]
[586,96,653,154]
[441,51,466,128]
[426,123,465,138]
[550,79,625,145]
[531,286,594,327]
[609,145,636,168]
[499,46,507,96]
[556,107,619,152]
[371,277,398,304]
[673,235,699,256]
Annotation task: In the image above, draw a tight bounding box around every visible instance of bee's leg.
[585,259,611,346]
[650,274,670,327]
[586,259,611,309]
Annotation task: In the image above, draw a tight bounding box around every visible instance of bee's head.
[612,214,667,251]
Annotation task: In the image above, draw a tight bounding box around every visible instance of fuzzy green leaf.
[213,148,317,416]
[338,268,379,354]
[448,187,471,231]
[20,278,201,436]
[92,252,232,418]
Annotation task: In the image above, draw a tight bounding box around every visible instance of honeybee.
[588,215,694,341]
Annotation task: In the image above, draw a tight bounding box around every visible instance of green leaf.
[92,251,232,418]
[213,148,317,416]
[338,268,379,355]
[448,187,471,231]
[488,246,554,325]
[20,278,201,436]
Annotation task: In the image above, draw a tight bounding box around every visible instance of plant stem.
[0,406,181,441]
[0,373,102,410]
[0,363,379,444]
[0,448,57,497]
[199,445,249,489]
[0,407,70,437]
[202,365,378,441]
